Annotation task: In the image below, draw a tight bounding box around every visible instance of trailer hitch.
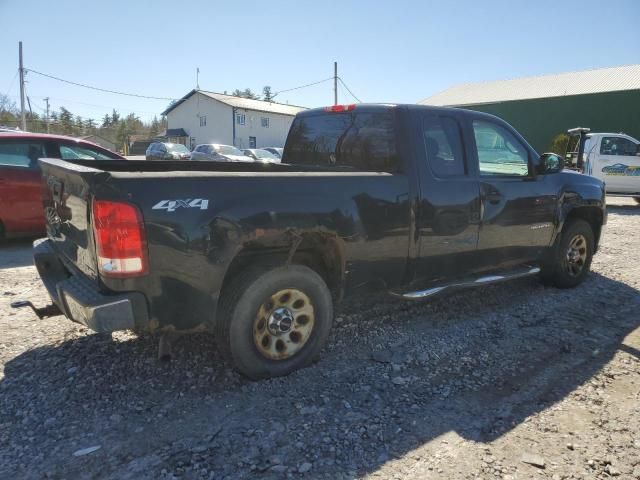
[10,300,62,319]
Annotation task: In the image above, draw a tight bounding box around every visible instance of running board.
[391,266,541,300]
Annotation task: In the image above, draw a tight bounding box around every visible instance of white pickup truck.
[566,128,640,203]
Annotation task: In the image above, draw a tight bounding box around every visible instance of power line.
[4,70,18,98]
[337,77,362,103]
[25,68,176,101]
[272,77,334,97]
[29,94,160,115]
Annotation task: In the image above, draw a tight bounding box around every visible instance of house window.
[236,113,246,125]
[249,136,256,148]
[199,116,206,127]
[261,117,269,128]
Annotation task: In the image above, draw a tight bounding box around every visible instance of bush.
[548,133,569,154]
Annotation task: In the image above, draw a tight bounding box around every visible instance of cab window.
[600,137,638,156]
[472,120,529,176]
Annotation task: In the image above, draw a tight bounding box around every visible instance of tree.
[243,88,259,100]
[111,109,120,124]
[0,94,18,115]
[58,107,74,135]
[102,113,111,128]
[232,88,260,100]
[75,115,84,134]
[0,94,18,125]
[262,86,274,102]
[115,120,128,151]
[549,133,569,154]
[149,115,161,138]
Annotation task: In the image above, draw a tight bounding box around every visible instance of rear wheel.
[216,264,333,379]
[540,219,594,288]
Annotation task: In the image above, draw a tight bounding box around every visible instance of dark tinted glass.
[285,111,398,172]
[600,137,638,156]
[423,116,465,177]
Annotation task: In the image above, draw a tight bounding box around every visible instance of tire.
[540,218,594,289]
[216,264,333,380]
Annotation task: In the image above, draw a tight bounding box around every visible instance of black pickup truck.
[22,104,606,379]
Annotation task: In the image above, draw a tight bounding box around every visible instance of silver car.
[242,148,281,163]
[263,147,284,159]
[190,144,253,162]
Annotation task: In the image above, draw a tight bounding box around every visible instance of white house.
[161,90,306,150]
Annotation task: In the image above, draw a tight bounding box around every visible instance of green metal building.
[419,65,640,153]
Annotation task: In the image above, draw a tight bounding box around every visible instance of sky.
[1,0,639,123]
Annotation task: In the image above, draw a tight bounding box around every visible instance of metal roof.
[419,64,640,107]
[162,89,307,116]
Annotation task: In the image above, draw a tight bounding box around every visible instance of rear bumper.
[33,238,149,333]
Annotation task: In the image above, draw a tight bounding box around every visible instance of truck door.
[415,112,482,281]
[469,117,556,267]
[0,139,46,235]
[595,136,640,194]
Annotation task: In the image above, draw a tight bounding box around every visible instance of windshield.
[215,145,245,156]
[253,149,278,159]
[167,144,190,154]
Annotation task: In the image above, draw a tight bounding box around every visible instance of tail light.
[323,104,356,112]
[92,199,148,278]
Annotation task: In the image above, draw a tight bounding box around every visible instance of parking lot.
[0,197,638,480]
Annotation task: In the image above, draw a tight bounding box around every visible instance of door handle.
[485,191,502,204]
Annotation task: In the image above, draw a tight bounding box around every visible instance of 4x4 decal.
[152,199,209,212]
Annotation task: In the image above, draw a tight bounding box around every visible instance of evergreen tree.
[59,107,74,135]
[262,86,274,102]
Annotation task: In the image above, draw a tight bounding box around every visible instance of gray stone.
[521,452,545,468]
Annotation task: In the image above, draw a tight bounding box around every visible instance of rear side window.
[60,144,118,160]
[285,111,398,172]
[423,116,465,177]
[0,141,45,168]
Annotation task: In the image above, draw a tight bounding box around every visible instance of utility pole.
[44,97,50,133]
[334,61,338,105]
[19,41,26,131]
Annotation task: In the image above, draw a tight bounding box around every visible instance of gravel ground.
[1,197,639,480]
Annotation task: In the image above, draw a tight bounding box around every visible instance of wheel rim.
[564,234,587,277]
[253,288,315,360]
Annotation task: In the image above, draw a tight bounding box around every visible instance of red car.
[0,132,125,238]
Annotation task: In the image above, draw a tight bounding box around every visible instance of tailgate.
[39,158,110,280]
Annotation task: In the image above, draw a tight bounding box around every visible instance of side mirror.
[536,153,563,174]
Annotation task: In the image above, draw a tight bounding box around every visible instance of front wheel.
[540,219,594,288]
[216,264,333,379]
